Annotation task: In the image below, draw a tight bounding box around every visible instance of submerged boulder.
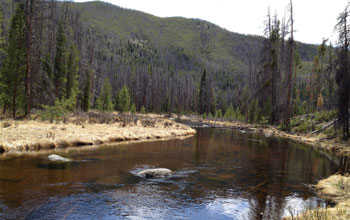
[137,168,172,178]
[48,154,71,162]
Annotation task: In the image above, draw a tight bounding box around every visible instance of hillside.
[71,1,317,75]
[0,0,320,116]
[68,1,318,110]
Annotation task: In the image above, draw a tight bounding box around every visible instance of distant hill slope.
[0,0,320,114]
[71,1,318,74]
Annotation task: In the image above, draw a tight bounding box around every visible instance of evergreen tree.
[130,103,136,114]
[198,69,213,114]
[39,53,55,104]
[97,77,113,112]
[0,2,5,60]
[54,20,67,99]
[140,105,146,114]
[82,69,92,112]
[199,69,207,114]
[1,3,27,118]
[335,4,350,140]
[66,43,79,102]
[224,104,234,119]
[0,3,6,112]
[116,84,131,112]
[215,109,223,118]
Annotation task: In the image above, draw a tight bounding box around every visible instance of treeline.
[240,1,340,131]
[0,0,202,117]
[0,0,349,139]
[246,0,350,139]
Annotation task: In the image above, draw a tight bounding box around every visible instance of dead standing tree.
[284,0,295,130]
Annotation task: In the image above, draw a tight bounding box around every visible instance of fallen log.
[309,118,338,136]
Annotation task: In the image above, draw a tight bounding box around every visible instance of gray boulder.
[137,168,172,178]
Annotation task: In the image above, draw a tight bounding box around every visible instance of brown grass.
[179,116,350,220]
[283,174,350,220]
[0,112,196,154]
[179,116,350,157]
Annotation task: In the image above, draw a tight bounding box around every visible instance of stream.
[0,128,347,220]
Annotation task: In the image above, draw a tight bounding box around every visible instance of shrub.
[259,116,269,126]
[140,105,146,114]
[215,109,223,118]
[141,119,156,127]
[315,110,337,123]
[130,103,136,114]
[40,98,73,122]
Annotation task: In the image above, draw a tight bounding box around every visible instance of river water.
[0,128,345,220]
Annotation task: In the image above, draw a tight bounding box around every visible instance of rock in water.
[48,154,71,162]
[137,168,172,178]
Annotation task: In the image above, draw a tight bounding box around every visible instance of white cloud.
[76,0,348,44]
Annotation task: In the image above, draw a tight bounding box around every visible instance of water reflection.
[0,128,343,219]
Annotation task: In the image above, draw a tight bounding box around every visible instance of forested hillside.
[0,0,322,122]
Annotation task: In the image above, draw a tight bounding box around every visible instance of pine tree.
[97,77,113,112]
[39,53,55,105]
[130,103,136,114]
[82,69,92,112]
[1,3,27,118]
[0,3,6,112]
[116,84,131,112]
[199,69,207,114]
[140,105,146,114]
[335,4,350,140]
[198,69,213,114]
[54,20,67,99]
[0,2,5,60]
[66,43,79,102]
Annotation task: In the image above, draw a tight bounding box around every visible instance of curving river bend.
[0,128,346,220]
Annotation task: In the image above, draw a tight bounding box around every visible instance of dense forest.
[0,0,349,138]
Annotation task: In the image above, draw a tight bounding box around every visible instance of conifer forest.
[0,0,349,139]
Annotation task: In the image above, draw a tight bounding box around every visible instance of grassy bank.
[178,114,350,220]
[178,113,350,157]
[283,174,350,220]
[0,112,196,154]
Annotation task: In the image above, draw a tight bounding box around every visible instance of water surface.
[0,128,343,219]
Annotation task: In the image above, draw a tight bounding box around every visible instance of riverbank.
[178,115,350,219]
[178,115,350,157]
[0,112,196,154]
[283,174,350,219]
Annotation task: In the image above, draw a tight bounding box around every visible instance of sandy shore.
[0,114,196,154]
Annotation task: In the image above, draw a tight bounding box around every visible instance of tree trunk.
[285,0,294,130]
[25,0,33,117]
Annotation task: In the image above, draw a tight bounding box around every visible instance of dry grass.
[179,116,350,157]
[283,174,350,220]
[0,112,196,153]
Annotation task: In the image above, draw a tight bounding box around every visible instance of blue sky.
[77,0,348,44]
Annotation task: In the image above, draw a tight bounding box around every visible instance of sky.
[77,0,348,44]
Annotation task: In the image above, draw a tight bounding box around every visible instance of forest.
[0,0,349,139]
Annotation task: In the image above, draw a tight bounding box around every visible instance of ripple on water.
[0,128,340,220]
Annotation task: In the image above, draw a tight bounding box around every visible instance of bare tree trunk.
[285,0,294,130]
[25,0,33,117]
[343,17,349,139]
[13,79,17,118]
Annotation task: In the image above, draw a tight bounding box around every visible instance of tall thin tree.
[285,0,295,130]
